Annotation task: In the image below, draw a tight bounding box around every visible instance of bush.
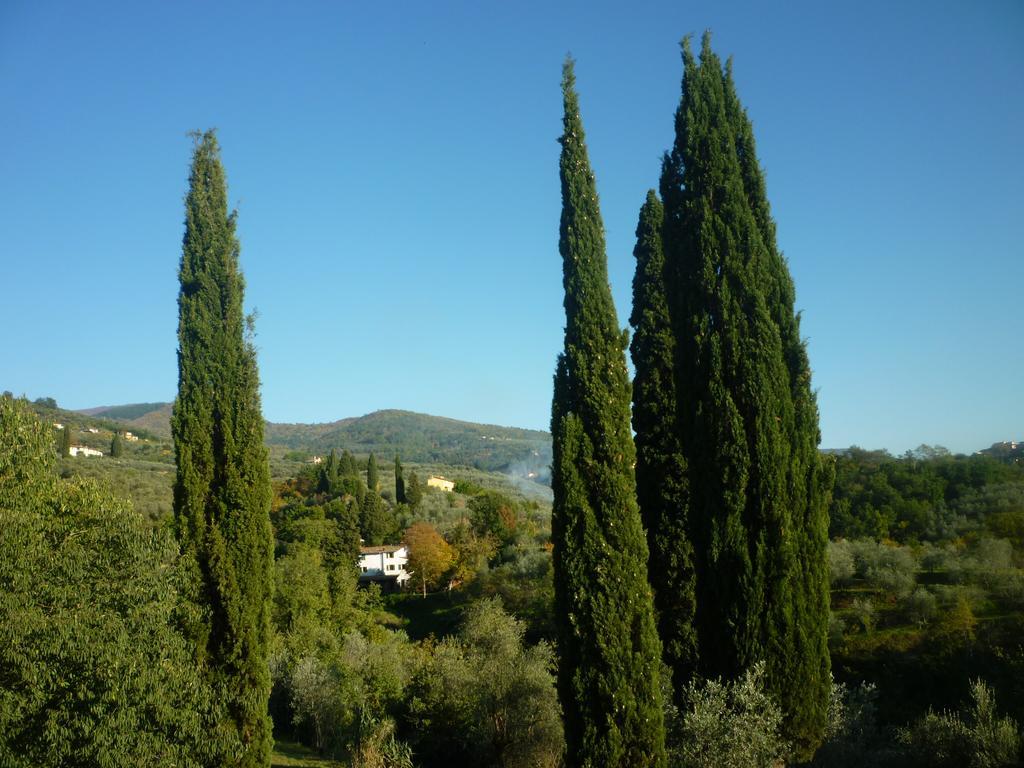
[901,587,939,626]
[898,680,1022,768]
[667,662,790,768]
[829,540,856,585]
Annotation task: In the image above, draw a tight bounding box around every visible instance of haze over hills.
[78,402,553,479]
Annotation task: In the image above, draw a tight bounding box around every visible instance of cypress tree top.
[551,58,666,768]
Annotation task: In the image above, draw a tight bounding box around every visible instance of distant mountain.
[266,410,551,478]
[77,403,552,479]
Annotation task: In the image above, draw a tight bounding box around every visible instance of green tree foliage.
[898,680,1022,768]
[468,490,518,547]
[629,189,699,685]
[59,422,71,457]
[367,452,379,492]
[110,430,124,458]
[405,470,423,510]
[171,130,274,766]
[318,449,339,495]
[0,397,229,766]
[395,455,406,504]
[550,58,666,767]
[653,35,832,753]
[359,491,393,546]
[407,599,563,768]
[664,663,790,768]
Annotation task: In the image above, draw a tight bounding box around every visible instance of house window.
[387,565,395,571]
[361,567,368,573]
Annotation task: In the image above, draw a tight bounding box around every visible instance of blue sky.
[1,0,1021,454]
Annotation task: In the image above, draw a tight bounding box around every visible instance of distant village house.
[427,475,455,493]
[124,431,139,442]
[357,545,410,592]
[69,446,103,458]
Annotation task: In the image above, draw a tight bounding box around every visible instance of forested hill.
[74,401,552,476]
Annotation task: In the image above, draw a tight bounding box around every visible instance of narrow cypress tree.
[722,56,834,753]
[394,455,406,504]
[172,130,274,766]
[367,452,379,492]
[551,58,666,768]
[59,425,71,457]
[110,431,124,458]
[654,35,831,754]
[629,191,698,687]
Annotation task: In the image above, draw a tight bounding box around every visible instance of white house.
[69,446,103,458]
[124,431,139,442]
[358,545,411,591]
[426,475,455,493]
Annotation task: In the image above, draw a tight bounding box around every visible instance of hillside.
[77,402,552,480]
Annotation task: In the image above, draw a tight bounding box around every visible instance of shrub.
[897,680,1022,768]
[667,663,790,768]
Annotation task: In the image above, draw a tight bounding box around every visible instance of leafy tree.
[110,430,124,458]
[405,470,423,510]
[550,58,666,767]
[171,130,274,766]
[367,452,379,492]
[405,521,454,596]
[395,455,406,504]
[468,490,518,547]
[655,35,832,753]
[0,397,229,766]
[629,189,698,686]
[407,599,563,768]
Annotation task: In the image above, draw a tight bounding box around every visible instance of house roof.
[359,545,405,555]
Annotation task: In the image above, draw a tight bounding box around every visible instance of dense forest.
[2,34,1023,768]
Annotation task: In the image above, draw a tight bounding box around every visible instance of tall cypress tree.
[394,455,406,504]
[172,130,274,766]
[367,452,379,492]
[59,424,71,457]
[551,58,666,768]
[652,35,831,755]
[629,191,698,687]
[110,431,124,458]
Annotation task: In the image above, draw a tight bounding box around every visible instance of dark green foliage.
[551,58,667,767]
[655,35,831,754]
[395,455,406,504]
[406,598,563,768]
[110,430,124,457]
[171,130,274,766]
[468,490,518,546]
[830,448,1024,543]
[360,491,393,546]
[0,397,229,766]
[406,470,423,510]
[318,449,339,494]
[629,190,699,685]
[367,452,379,492]
[59,423,71,457]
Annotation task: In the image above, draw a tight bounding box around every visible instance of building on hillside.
[358,545,410,592]
[53,423,64,429]
[86,427,99,434]
[427,475,455,493]
[69,446,103,458]
[124,431,139,442]
[310,455,323,465]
